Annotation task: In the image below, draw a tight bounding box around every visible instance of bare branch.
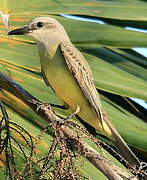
[0,72,138,180]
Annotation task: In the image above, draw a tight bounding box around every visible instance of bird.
[8,16,140,167]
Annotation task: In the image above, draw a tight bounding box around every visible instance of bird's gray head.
[8,17,70,43]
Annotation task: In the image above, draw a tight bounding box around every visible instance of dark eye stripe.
[37,22,44,28]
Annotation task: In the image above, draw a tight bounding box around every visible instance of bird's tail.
[112,128,140,167]
[107,121,140,168]
[102,110,140,168]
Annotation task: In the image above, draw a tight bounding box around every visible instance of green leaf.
[101,94,147,155]
[61,16,147,48]
[1,0,147,21]
[92,16,147,29]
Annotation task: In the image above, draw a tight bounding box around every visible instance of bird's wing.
[60,41,103,124]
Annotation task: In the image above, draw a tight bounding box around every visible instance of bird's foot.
[55,106,80,127]
[36,103,67,112]
[65,106,80,120]
[36,103,51,112]
[138,161,147,171]
[56,118,67,126]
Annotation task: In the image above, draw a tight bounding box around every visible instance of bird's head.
[8,17,69,43]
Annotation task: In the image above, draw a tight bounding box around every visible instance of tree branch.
[0,72,137,180]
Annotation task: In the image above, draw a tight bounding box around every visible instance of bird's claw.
[55,106,80,126]
[65,106,80,120]
[138,161,147,171]
[36,103,51,112]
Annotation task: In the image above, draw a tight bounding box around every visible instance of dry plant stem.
[63,126,123,180]
[0,72,137,180]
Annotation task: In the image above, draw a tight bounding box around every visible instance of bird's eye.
[37,22,44,28]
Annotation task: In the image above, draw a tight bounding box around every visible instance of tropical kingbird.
[8,17,140,167]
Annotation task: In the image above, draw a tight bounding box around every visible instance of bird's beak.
[8,26,30,35]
